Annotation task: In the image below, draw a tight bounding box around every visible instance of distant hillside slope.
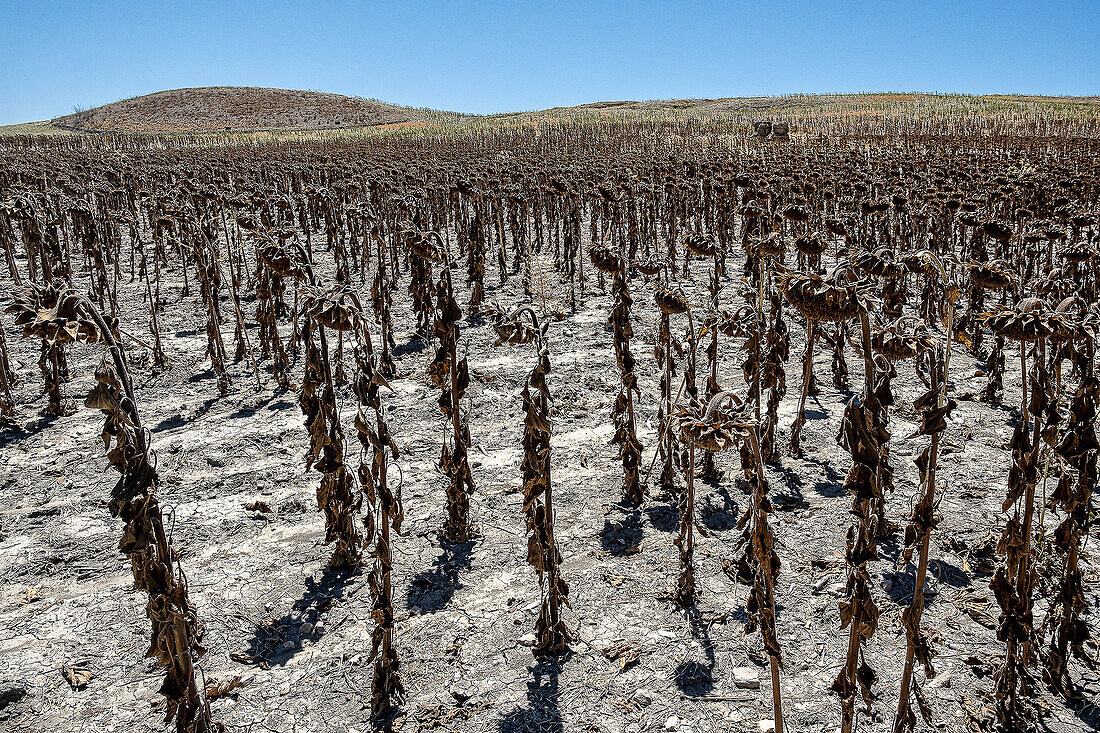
[50,86,462,133]
[560,93,1100,115]
[4,89,1096,139]
[527,93,1100,139]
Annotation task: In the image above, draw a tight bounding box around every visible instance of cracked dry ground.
[0,252,1097,733]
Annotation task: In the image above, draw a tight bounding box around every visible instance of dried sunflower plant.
[491,304,572,654]
[6,282,219,733]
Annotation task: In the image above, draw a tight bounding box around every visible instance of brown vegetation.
[51,86,453,133]
[1,104,1099,733]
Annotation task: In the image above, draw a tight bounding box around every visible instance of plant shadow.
[700,484,740,531]
[643,501,678,533]
[768,465,809,509]
[393,336,431,358]
[884,558,972,605]
[0,414,53,449]
[242,564,356,667]
[498,657,564,733]
[799,457,844,498]
[407,539,475,613]
[150,395,219,433]
[673,609,720,697]
[599,506,643,555]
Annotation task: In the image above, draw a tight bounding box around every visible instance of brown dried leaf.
[62,664,93,689]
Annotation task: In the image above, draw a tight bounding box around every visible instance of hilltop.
[46,86,463,134]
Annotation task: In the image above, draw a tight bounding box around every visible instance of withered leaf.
[62,664,93,689]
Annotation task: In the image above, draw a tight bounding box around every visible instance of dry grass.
[9,89,1100,142]
[0,121,75,137]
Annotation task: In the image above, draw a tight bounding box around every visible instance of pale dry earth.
[0,241,1098,733]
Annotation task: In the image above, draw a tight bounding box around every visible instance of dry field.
[0,94,1099,733]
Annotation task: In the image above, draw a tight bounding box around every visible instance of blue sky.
[1,1,1096,125]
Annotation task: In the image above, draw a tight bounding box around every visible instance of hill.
[47,86,463,134]
[3,89,1099,139]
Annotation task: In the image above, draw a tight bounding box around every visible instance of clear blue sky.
[2,0,1096,125]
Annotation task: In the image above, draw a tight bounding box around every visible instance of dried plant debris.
[590,245,644,505]
[61,664,94,690]
[9,283,219,732]
[431,252,475,542]
[353,327,406,718]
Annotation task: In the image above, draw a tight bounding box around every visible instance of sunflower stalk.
[6,282,218,733]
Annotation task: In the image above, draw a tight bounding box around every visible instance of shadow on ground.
[242,564,357,667]
[407,539,475,613]
[599,506,643,555]
[498,657,564,733]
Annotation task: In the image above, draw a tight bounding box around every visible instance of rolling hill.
[4,87,1099,138]
[46,86,464,134]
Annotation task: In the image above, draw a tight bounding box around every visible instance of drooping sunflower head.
[301,284,365,333]
[683,231,717,258]
[654,286,690,315]
[489,304,542,346]
[781,267,869,323]
[967,260,1016,292]
[6,282,100,345]
[673,392,751,453]
[635,254,664,277]
[985,297,1056,342]
[255,233,307,280]
[588,244,624,275]
[872,317,934,362]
